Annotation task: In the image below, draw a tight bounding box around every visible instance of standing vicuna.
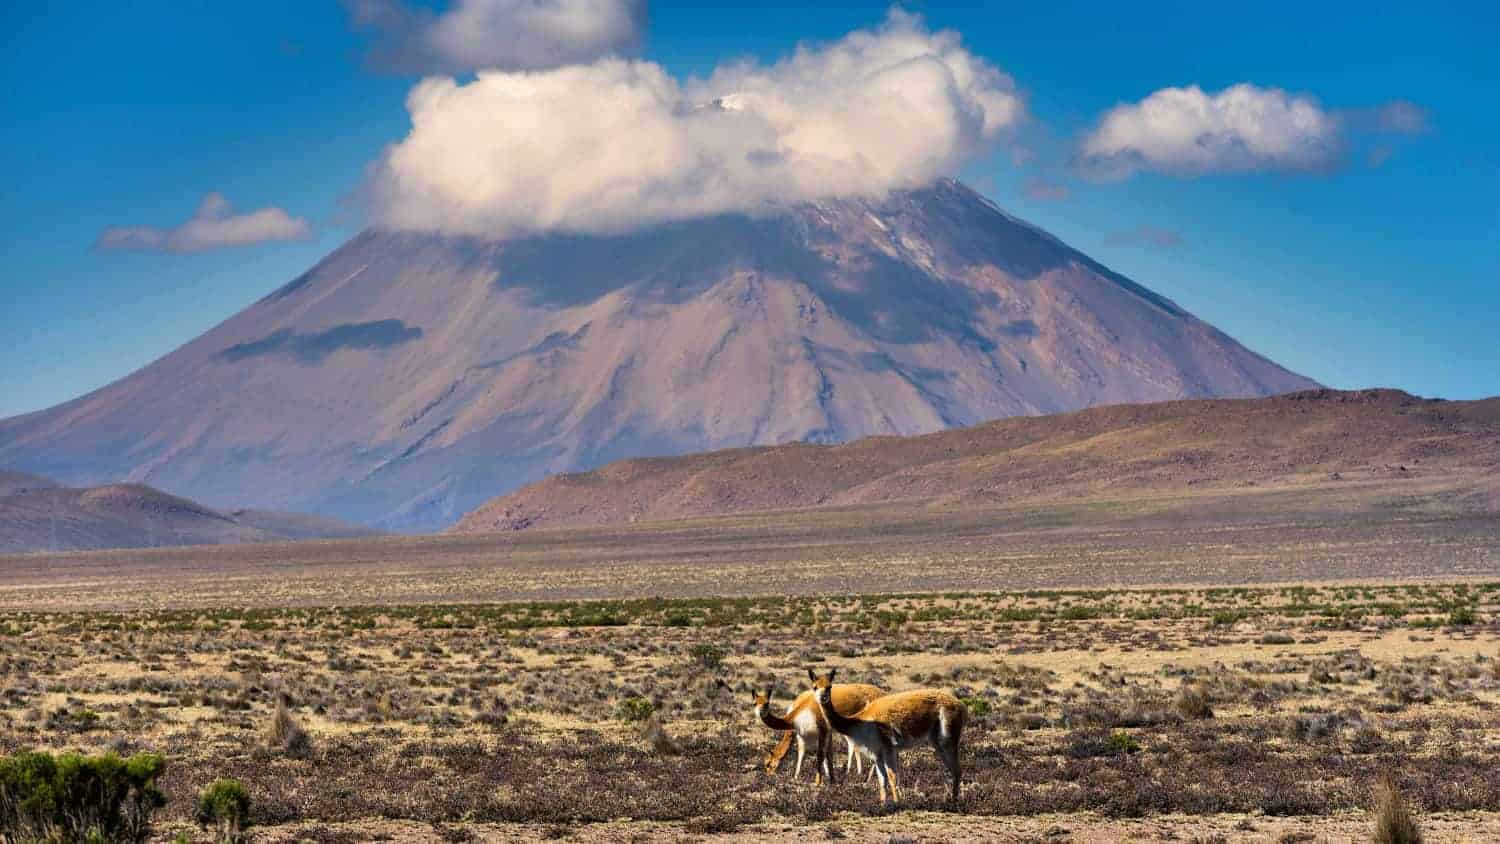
[808,668,966,805]
[753,682,884,783]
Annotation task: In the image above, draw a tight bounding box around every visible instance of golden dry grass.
[3,584,1497,841]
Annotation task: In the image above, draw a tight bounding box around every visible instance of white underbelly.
[792,709,819,735]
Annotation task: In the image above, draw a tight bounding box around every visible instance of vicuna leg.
[817,729,833,784]
[943,739,961,802]
[883,747,902,803]
[767,731,794,773]
[793,734,807,779]
[872,753,891,804]
[935,710,964,802]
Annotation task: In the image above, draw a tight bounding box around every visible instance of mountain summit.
[0,180,1315,530]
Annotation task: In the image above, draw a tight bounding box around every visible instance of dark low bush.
[197,777,252,844]
[0,749,167,843]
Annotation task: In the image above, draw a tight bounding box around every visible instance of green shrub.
[1446,606,1477,627]
[1109,731,1141,754]
[1210,609,1247,627]
[960,696,992,719]
[0,750,167,843]
[196,778,252,844]
[688,643,724,669]
[1063,729,1138,759]
[617,696,656,723]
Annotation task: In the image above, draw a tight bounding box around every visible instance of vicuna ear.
[828,667,838,682]
[806,667,817,682]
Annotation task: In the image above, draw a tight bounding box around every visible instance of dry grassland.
[4,583,1499,842]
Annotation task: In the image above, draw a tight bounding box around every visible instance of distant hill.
[0,470,60,497]
[0,180,1313,531]
[0,475,381,553]
[453,389,1500,533]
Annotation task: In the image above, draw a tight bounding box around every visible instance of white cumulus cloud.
[345,0,645,73]
[96,193,311,253]
[367,11,1024,236]
[1076,83,1343,179]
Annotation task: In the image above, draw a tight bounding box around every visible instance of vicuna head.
[751,686,773,710]
[808,667,837,705]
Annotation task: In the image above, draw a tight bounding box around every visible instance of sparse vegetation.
[1446,605,1477,626]
[0,581,1495,839]
[640,716,680,756]
[1174,684,1214,720]
[688,642,725,669]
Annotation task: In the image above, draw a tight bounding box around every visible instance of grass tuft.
[263,697,312,757]
[1371,773,1422,844]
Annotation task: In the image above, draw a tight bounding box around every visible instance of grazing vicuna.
[808,668,966,805]
[753,683,883,783]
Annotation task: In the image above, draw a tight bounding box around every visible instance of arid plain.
[4,463,1500,842]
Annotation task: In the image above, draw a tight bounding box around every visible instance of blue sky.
[2,1,1496,420]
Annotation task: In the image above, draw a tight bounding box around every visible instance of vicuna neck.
[817,687,859,733]
[756,703,795,732]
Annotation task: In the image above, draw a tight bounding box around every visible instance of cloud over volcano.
[366,11,1024,236]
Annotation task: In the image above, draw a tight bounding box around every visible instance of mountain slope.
[453,389,1500,533]
[0,470,60,497]
[0,475,380,553]
[0,180,1315,531]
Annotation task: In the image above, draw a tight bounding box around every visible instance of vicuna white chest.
[792,708,819,734]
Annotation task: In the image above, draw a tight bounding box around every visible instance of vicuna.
[809,668,966,804]
[753,682,883,783]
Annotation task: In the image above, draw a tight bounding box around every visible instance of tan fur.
[809,670,966,805]
[755,683,883,783]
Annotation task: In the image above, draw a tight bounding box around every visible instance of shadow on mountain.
[219,319,423,365]
[490,214,820,309]
[487,206,1006,347]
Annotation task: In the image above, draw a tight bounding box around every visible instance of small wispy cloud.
[1021,175,1070,201]
[1355,100,1431,169]
[344,0,645,74]
[96,193,311,254]
[1371,99,1431,135]
[1106,224,1183,249]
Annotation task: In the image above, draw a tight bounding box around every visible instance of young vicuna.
[809,668,966,804]
[753,683,883,783]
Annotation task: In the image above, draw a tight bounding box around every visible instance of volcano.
[0,180,1316,530]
